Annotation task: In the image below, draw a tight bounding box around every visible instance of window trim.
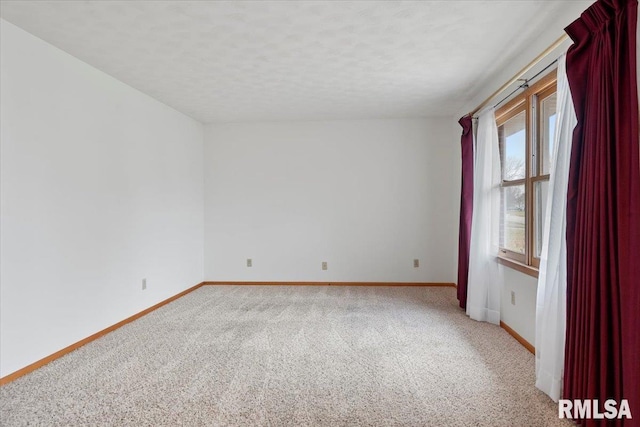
[495,71,557,274]
[497,256,539,278]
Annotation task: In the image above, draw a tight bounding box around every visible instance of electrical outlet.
[511,290,516,305]
[247,258,252,267]
[413,259,419,268]
[322,261,328,271]
[142,278,147,291]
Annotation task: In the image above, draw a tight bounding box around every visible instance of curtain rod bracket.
[467,34,569,117]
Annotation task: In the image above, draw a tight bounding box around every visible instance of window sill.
[496,256,539,279]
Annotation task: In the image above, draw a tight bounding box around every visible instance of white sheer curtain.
[535,54,576,402]
[466,108,501,324]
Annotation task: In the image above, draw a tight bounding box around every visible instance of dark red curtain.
[457,116,473,309]
[564,0,640,424]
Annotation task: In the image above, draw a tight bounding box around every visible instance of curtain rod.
[468,33,569,117]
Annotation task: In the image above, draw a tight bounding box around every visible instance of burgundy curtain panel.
[564,0,640,424]
[457,116,473,309]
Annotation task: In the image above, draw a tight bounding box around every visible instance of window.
[496,73,557,276]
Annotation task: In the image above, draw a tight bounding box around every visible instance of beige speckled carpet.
[0,285,568,426]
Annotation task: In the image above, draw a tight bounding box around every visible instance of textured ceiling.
[1,1,573,123]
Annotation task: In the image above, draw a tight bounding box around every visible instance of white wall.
[204,118,458,283]
[500,268,538,344]
[0,20,204,377]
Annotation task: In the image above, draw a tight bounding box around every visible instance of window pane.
[499,111,526,181]
[534,180,550,258]
[500,184,526,254]
[540,93,557,175]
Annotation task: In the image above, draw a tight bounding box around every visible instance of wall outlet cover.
[142,278,147,290]
[413,259,419,268]
[247,258,252,267]
[322,261,328,270]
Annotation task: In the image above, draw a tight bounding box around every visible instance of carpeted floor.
[0,285,569,426]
